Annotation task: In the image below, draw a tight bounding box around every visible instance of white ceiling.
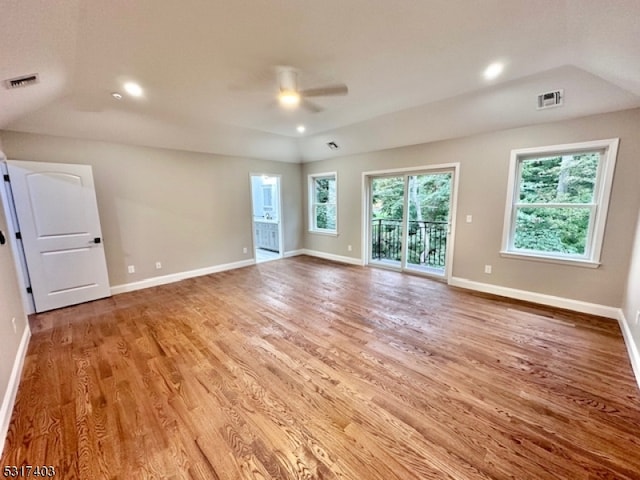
[1,0,639,163]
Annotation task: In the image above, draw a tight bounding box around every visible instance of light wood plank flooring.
[2,256,640,479]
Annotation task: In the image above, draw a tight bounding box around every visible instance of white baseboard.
[301,249,365,266]
[110,258,256,295]
[1,324,31,458]
[448,277,619,319]
[283,249,304,258]
[617,310,640,390]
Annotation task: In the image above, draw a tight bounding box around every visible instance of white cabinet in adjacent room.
[254,221,279,252]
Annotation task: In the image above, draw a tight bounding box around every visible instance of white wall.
[624,211,640,322]
[0,172,29,454]
[622,210,640,380]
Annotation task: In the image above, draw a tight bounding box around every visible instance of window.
[262,185,273,212]
[501,139,619,267]
[309,172,337,234]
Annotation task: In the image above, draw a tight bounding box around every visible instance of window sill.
[308,230,338,237]
[499,251,600,269]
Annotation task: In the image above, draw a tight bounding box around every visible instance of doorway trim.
[249,173,284,263]
[0,158,35,314]
[361,163,460,280]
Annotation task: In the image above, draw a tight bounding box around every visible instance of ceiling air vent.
[4,73,39,90]
[537,89,563,110]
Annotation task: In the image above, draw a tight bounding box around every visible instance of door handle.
[92,237,101,244]
[0,230,5,245]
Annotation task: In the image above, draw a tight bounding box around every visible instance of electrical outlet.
[466,215,473,223]
[243,247,248,254]
[348,245,352,252]
[11,317,17,334]
[128,265,135,274]
[155,262,162,270]
[484,265,492,274]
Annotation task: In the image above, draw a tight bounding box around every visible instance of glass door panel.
[370,176,405,268]
[404,172,452,275]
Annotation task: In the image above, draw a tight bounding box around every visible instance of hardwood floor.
[2,256,640,479]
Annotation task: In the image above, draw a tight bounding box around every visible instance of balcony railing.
[371,219,448,268]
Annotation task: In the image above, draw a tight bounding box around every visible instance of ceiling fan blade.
[301,99,324,113]
[300,84,348,97]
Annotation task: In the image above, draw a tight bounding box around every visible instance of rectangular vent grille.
[537,89,563,109]
[4,73,39,90]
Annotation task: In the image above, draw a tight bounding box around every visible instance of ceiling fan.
[275,66,348,113]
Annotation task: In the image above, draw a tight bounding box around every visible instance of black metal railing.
[371,219,448,268]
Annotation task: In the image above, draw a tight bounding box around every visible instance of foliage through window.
[502,139,619,266]
[309,173,337,233]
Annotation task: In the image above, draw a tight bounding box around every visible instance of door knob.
[0,230,5,245]
[93,237,101,244]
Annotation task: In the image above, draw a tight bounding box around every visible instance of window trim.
[308,171,338,235]
[500,138,619,268]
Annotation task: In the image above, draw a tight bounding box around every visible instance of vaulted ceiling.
[1,0,639,162]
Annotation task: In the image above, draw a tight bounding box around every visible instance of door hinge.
[26,287,32,294]
[3,174,9,182]
[15,232,22,240]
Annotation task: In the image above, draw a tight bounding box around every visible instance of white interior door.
[6,160,110,312]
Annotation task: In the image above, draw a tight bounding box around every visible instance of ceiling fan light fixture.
[278,89,300,107]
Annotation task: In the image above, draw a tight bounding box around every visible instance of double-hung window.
[501,139,619,267]
[309,172,337,234]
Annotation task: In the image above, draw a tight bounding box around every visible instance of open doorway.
[250,174,283,263]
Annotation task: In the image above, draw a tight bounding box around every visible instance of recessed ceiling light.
[111,92,123,100]
[296,125,306,133]
[123,81,143,97]
[483,62,504,80]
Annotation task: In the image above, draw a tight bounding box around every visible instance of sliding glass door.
[369,169,454,277]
